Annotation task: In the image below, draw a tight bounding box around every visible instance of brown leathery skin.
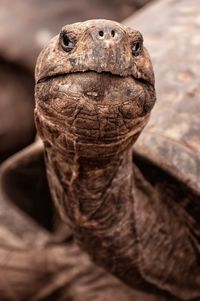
[34,19,197,299]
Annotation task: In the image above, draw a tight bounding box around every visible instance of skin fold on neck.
[38,125,168,296]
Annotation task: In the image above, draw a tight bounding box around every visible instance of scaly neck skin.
[74,151,133,225]
[45,137,166,296]
[47,140,134,229]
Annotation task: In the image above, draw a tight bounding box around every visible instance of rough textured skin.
[35,18,200,301]
[34,18,160,295]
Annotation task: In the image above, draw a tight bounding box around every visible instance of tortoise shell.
[124,0,200,193]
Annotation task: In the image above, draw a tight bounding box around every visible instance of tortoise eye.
[132,41,142,56]
[60,33,74,52]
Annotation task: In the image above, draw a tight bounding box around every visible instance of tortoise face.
[35,20,156,156]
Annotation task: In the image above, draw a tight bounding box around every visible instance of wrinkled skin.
[35,17,157,293]
[35,19,200,300]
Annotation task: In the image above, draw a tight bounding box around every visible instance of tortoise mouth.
[36,70,151,87]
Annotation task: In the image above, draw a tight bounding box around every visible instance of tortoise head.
[35,19,156,158]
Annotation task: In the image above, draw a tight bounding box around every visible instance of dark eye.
[60,33,74,52]
[132,41,142,56]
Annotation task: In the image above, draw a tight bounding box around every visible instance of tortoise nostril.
[99,31,104,37]
[111,30,115,37]
[96,27,122,40]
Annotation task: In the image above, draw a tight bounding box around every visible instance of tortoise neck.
[46,143,134,228]
[74,149,133,224]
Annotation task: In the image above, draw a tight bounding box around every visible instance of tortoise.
[0,0,200,299]
[33,16,200,301]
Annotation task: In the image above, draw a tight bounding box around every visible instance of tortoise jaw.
[37,72,69,84]
[36,70,151,87]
